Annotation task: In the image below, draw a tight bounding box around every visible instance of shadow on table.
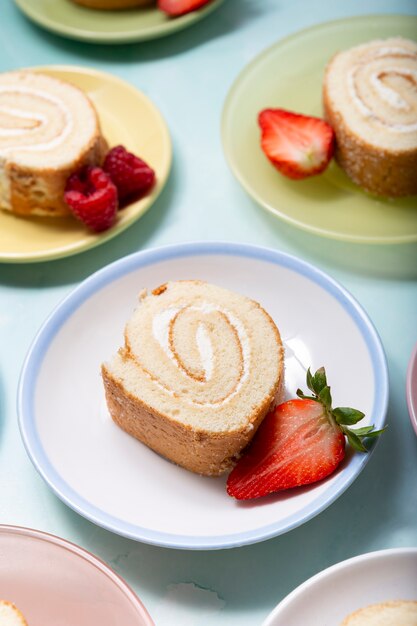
[12,0,271,63]
[249,200,417,281]
[283,226,417,281]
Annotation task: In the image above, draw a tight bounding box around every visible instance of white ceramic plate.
[263,548,417,626]
[18,243,388,549]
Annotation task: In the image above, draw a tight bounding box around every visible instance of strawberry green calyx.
[296,367,385,452]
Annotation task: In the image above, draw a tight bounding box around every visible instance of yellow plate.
[222,15,417,244]
[0,66,172,263]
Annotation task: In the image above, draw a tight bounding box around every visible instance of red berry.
[227,365,383,500]
[158,0,212,16]
[103,145,155,207]
[64,166,118,233]
[227,399,346,500]
[258,108,335,180]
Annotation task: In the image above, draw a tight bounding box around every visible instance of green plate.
[13,0,224,44]
[222,15,417,244]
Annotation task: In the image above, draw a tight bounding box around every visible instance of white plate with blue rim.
[263,548,417,625]
[18,242,388,549]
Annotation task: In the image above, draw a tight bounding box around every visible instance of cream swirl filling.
[0,85,73,154]
[347,46,417,132]
[370,68,417,111]
[128,302,251,407]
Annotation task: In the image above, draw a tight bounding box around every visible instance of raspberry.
[103,145,155,206]
[64,166,118,233]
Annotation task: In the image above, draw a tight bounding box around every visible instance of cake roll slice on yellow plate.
[102,280,284,476]
[0,71,107,217]
[323,37,417,197]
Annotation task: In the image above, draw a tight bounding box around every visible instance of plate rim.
[406,341,417,436]
[13,0,225,44]
[17,241,389,550]
[221,13,417,245]
[262,546,417,626]
[0,523,155,625]
[0,64,172,264]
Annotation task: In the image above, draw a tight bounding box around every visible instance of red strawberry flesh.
[158,0,213,17]
[227,399,345,500]
[103,145,155,207]
[64,166,118,233]
[258,108,335,180]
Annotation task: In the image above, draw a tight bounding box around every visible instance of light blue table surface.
[1,0,417,623]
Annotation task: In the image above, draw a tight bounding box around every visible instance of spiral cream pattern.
[347,45,417,134]
[0,85,73,154]
[123,281,281,419]
[0,71,106,216]
[323,37,417,196]
[102,281,284,475]
[128,302,250,407]
[0,72,100,165]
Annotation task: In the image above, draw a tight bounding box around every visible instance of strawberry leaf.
[318,385,332,410]
[352,426,387,438]
[298,367,386,454]
[306,368,315,393]
[313,367,328,394]
[342,427,368,452]
[296,389,316,401]
[350,425,377,435]
[333,406,365,425]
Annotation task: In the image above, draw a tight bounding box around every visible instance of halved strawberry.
[227,367,385,500]
[258,109,335,180]
[158,0,212,16]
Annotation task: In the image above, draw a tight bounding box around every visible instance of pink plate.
[0,525,154,626]
[407,342,417,436]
